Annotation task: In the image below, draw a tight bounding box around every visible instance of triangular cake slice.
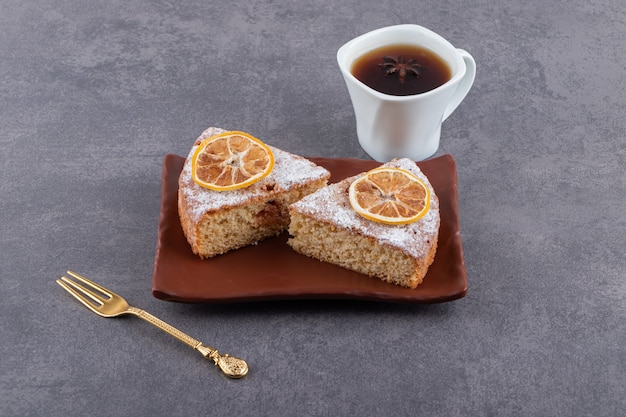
[288,158,440,288]
[178,127,331,258]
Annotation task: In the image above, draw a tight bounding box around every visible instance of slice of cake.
[178,127,330,258]
[288,158,440,289]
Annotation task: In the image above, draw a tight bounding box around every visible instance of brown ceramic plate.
[152,154,467,304]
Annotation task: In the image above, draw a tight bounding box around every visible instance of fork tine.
[66,270,114,298]
[57,274,108,307]
[56,277,104,314]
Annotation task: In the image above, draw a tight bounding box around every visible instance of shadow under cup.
[337,24,476,162]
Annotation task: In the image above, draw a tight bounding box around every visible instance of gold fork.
[56,270,248,378]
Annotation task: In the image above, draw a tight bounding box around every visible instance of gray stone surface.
[1,0,624,416]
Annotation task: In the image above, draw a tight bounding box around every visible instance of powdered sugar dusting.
[179,127,330,222]
[290,158,440,258]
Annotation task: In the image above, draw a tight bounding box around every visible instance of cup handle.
[442,49,476,122]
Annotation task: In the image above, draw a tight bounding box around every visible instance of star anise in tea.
[379,56,425,83]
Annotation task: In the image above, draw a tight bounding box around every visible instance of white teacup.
[337,24,476,161]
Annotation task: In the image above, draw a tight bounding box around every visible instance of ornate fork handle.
[129,307,249,378]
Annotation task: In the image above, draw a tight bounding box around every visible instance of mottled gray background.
[1,0,624,416]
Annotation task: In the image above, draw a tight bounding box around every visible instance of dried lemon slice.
[191,131,274,191]
[348,166,430,225]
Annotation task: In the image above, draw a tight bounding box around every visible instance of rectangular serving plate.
[152,154,467,304]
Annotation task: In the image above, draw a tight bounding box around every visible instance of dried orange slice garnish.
[348,166,431,225]
[191,131,275,191]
